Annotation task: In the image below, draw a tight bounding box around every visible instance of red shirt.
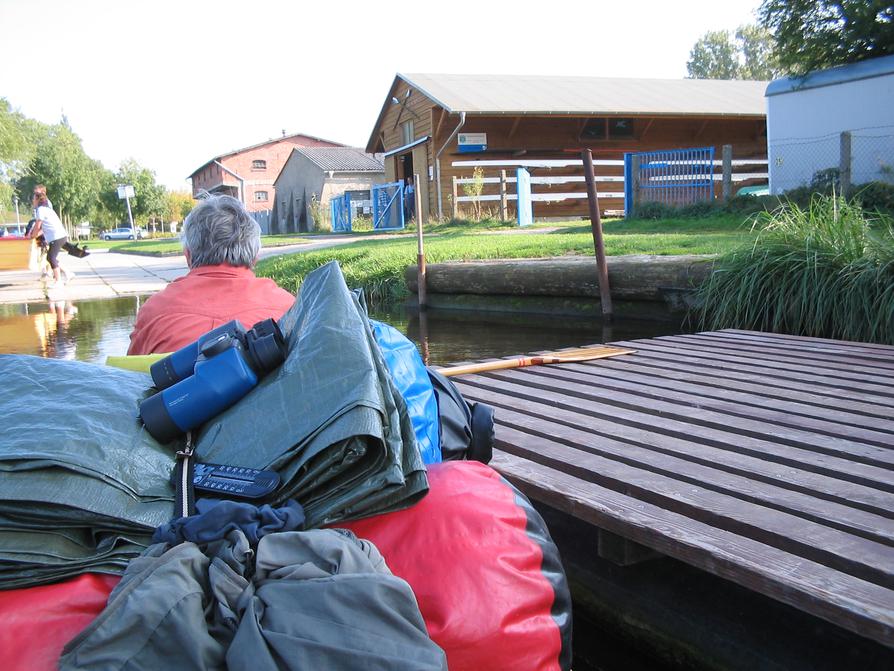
[127,264,295,355]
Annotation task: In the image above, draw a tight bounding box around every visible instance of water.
[0,295,688,363]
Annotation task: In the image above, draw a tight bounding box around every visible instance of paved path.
[0,238,364,305]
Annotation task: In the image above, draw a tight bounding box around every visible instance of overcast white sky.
[1,0,762,191]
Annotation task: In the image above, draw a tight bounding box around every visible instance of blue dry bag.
[370,320,440,465]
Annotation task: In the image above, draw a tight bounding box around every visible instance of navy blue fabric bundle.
[153,499,305,545]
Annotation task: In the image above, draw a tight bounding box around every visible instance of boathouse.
[365,73,768,221]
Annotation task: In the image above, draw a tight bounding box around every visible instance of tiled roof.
[294,147,385,172]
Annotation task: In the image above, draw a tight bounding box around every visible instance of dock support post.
[415,172,427,309]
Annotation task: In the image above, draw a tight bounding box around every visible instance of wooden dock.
[451,329,894,649]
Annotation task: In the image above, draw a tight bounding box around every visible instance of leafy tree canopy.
[18,118,105,223]
[687,25,780,80]
[759,0,894,76]
[2,100,178,228]
[0,99,37,216]
[166,191,195,223]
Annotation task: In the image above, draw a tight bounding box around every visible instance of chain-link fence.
[769,125,894,194]
[852,127,894,185]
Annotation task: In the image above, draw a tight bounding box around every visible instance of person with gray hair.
[128,195,295,355]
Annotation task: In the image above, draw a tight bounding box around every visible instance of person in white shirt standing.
[28,184,69,287]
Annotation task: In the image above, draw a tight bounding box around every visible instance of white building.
[766,54,894,194]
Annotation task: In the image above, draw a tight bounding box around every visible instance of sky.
[1,0,763,192]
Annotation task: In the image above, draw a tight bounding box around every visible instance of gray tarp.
[59,528,447,670]
[0,260,427,587]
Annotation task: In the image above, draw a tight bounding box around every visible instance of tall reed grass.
[695,195,894,344]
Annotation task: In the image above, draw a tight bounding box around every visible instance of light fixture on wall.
[391,89,412,105]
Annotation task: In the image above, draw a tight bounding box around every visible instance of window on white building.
[255,191,269,201]
[252,160,267,170]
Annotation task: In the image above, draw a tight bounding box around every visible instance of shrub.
[852,182,894,217]
[351,216,373,232]
[630,201,676,220]
[677,201,717,218]
[810,167,840,192]
[461,167,485,221]
[722,194,774,215]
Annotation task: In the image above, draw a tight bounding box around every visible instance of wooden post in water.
[499,170,508,221]
[414,173,427,309]
[581,149,613,320]
[418,306,431,365]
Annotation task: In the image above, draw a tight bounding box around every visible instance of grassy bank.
[89,234,312,256]
[695,197,894,344]
[256,214,755,303]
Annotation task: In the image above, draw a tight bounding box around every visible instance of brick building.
[188,133,345,213]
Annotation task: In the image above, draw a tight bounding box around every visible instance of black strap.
[173,432,196,519]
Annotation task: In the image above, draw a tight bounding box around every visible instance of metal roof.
[399,73,769,116]
[293,147,385,172]
[766,53,894,97]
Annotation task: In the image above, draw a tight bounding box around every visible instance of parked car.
[102,227,146,240]
[1,223,27,236]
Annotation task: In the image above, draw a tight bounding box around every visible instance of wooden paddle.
[435,345,635,377]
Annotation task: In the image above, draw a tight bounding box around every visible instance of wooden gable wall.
[372,78,768,220]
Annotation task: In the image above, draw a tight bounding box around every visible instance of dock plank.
[592,357,894,429]
[527,364,894,444]
[490,450,894,648]
[611,340,894,399]
[669,333,894,371]
[459,372,894,473]
[454,330,894,648]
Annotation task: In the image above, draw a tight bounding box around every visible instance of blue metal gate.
[372,181,405,231]
[330,192,352,232]
[624,147,715,214]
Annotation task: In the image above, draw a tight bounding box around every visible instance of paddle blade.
[436,345,634,377]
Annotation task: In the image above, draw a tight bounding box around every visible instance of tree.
[687,25,780,80]
[166,191,195,225]
[759,0,894,76]
[461,167,485,221]
[736,24,780,79]
[0,99,36,217]
[19,118,106,224]
[687,31,741,79]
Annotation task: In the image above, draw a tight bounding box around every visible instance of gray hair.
[181,195,261,268]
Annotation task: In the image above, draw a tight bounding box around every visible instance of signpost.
[117,184,136,231]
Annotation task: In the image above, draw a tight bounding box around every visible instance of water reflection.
[0,296,142,362]
[0,296,687,365]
